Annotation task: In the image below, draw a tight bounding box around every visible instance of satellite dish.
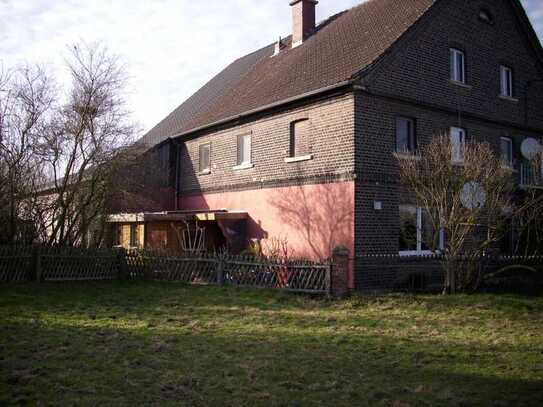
[461,182,487,210]
[521,138,542,160]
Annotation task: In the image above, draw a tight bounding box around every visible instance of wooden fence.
[0,247,332,295]
[123,250,331,294]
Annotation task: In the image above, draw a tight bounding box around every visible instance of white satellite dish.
[461,181,487,210]
[521,138,542,160]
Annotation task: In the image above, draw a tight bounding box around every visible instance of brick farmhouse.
[109,0,543,291]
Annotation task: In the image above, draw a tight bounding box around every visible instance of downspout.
[174,142,180,211]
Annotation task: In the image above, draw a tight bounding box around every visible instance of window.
[236,133,252,166]
[479,9,493,24]
[450,127,466,163]
[396,117,417,154]
[500,137,513,167]
[199,143,211,173]
[450,48,466,83]
[289,119,310,158]
[130,224,139,248]
[399,206,443,255]
[500,66,513,98]
[113,225,122,246]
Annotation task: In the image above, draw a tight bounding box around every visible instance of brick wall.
[354,92,543,289]
[353,0,543,290]
[364,0,543,130]
[178,93,355,196]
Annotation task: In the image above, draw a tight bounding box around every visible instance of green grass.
[0,283,542,406]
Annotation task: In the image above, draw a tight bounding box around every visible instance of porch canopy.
[107,209,250,253]
[107,209,248,223]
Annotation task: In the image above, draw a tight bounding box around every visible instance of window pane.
[199,144,210,172]
[457,52,464,82]
[291,120,310,157]
[420,210,435,251]
[450,49,465,82]
[501,138,512,165]
[400,206,418,252]
[130,225,138,247]
[396,117,416,153]
[450,50,456,80]
[243,134,251,164]
[450,127,465,163]
[396,118,408,152]
[500,66,513,97]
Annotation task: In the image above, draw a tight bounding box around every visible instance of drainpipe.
[174,141,180,211]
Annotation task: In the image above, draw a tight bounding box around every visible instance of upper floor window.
[500,137,513,167]
[396,117,417,154]
[450,48,466,84]
[286,119,312,162]
[199,143,211,173]
[450,127,466,163]
[236,133,252,167]
[500,66,513,98]
[479,9,493,24]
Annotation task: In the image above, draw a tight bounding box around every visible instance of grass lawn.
[0,282,542,406]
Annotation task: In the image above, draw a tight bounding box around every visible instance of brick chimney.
[290,0,318,48]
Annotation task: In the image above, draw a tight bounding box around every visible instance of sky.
[1,0,542,136]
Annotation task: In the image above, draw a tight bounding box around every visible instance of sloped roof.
[141,0,436,147]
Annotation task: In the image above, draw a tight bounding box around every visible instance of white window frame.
[500,66,513,98]
[199,143,211,174]
[234,133,253,170]
[399,206,444,256]
[450,48,466,84]
[450,127,466,164]
[500,136,513,167]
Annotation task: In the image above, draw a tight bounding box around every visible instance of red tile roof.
[141,0,436,147]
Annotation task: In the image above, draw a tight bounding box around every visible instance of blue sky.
[1,0,542,135]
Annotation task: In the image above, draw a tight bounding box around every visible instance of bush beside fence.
[356,254,543,293]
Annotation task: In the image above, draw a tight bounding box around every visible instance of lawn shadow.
[1,283,542,406]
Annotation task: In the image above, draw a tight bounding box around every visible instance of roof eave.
[168,80,354,141]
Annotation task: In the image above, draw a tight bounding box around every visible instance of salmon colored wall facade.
[179,181,355,288]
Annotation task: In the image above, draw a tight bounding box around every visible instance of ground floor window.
[130,224,139,248]
[399,205,443,256]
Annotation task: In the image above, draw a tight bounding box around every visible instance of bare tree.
[0,64,54,244]
[31,43,135,247]
[397,134,514,294]
[514,156,543,255]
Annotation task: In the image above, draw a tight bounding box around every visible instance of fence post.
[325,261,332,296]
[216,257,225,286]
[117,248,127,280]
[34,246,42,283]
[331,246,350,298]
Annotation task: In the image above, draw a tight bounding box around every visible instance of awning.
[107,210,248,223]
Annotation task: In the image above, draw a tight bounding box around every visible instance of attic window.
[479,9,493,24]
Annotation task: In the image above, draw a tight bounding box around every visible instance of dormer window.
[479,9,493,24]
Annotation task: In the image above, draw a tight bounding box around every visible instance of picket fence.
[0,246,331,295]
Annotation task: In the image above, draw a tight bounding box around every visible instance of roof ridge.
[141,0,437,147]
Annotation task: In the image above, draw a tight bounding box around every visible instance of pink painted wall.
[179,181,355,288]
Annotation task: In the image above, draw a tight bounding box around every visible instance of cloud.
[0,0,542,136]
